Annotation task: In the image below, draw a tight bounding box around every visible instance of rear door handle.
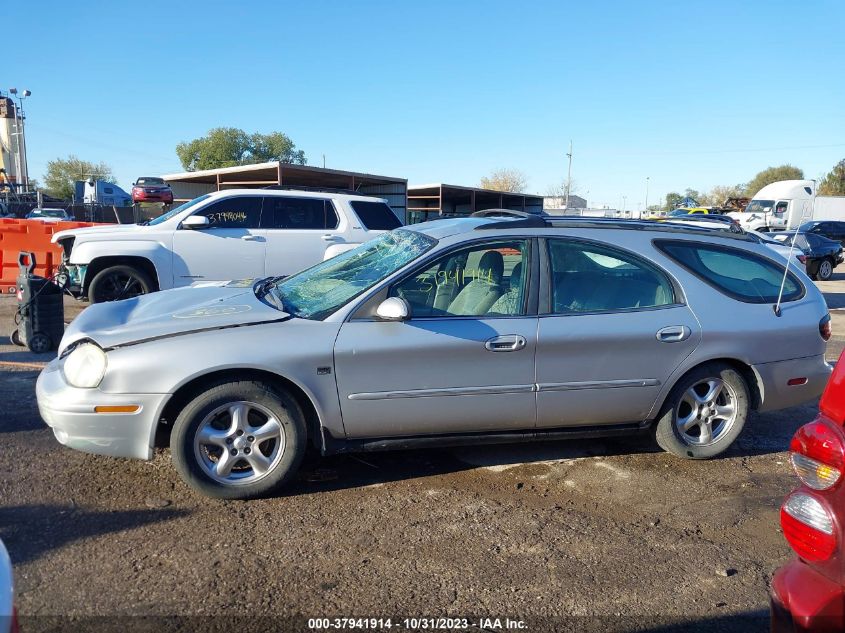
[321,234,342,242]
[485,335,527,352]
[241,235,264,242]
[656,325,691,343]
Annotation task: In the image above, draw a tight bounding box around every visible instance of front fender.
[70,240,172,289]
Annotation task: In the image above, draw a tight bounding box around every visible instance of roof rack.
[472,214,752,240]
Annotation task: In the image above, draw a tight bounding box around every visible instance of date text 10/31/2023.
[307,617,527,630]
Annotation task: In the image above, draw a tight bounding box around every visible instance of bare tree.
[479,168,528,193]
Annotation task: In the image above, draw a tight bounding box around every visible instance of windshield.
[32,208,65,217]
[146,194,212,225]
[745,200,774,215]
[668,209,691,217]
[136,177,164,185]
[269,229,436,320]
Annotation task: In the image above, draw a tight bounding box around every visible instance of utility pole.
[565,140,573,209]
[644,176,650,213]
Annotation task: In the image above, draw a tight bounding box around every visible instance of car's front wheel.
[654,363,749,459]
[88,265,153,303]
[171,380,306,499]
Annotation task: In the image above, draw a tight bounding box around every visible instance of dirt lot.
[3,278,845,632]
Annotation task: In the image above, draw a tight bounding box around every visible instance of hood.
[61,280,289,351]
[52,224,152,243]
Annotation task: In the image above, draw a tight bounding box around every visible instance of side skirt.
[321,422,652,456]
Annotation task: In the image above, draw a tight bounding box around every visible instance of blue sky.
[8,0,845,209]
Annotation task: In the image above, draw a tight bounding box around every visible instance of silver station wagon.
[36,212,832,499]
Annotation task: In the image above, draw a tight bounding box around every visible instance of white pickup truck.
[53,189,402,302]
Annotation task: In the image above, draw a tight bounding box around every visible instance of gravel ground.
[2,277,845,633]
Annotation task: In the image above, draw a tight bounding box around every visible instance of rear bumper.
[36,358,168,460]
[771,560,845,632]
[753,354,832,413]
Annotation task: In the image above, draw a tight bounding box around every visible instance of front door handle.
[656,325,691,343]
[241,235,264,242]
[321,234,342,242]
[485,335,527,352]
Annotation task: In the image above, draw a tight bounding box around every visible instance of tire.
[27,332,52,354]
[817,258,834,281]
[10,328,23,347]
[170,380,307,499]
[654,362,750,459]
[88,265,153,303]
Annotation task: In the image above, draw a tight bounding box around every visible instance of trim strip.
[348,384,535,401]
[348,378,659,401]
[538,378,660,392]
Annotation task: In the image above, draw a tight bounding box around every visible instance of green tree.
[175,127,306,171]
[819,159,845,196]
[43,155,114,200]
[664,192,683,210]
[479,168,528,193]
[743,164,804,197]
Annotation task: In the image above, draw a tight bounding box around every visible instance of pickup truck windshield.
[270,229,436,320]
[147,194,212,226]
[745,200,774,215]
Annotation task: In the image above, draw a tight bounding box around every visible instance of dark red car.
[131,176,173,204]
[771,347,845,632]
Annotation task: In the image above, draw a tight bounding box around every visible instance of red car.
[772,348,845,632]
[131,176,173,204]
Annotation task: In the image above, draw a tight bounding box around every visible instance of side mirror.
[181,215,210,230]
[375,297,410,321]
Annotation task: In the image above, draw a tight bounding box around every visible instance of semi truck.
[728,180,845,232]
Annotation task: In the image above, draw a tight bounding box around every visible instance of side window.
[195,196,262,228]
[261,197,337,230]
[656,240,803,303]
[349,200,402,230]
[548,240,675,314]
[389,241,528,318]
[774,201,788,216]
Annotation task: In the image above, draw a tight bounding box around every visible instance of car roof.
[407,213,754,242]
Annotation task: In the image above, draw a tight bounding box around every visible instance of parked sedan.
[25,207,71,221]
[131,177,174,205]
[799,220,845,246]
[0,540,15,633]
[37,213,832,499]
[772,232,844,280]
[771,349,845,632]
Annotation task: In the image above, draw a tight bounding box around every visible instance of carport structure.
[162,162,408,223]
[407,183,544,224]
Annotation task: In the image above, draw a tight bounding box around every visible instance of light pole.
[9,88,31,193]
[565,140,573,209]
[644,176,650,212]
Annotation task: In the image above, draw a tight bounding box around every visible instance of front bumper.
[753,354,832,413]
[771,560,844,632]
[36,358,169,460]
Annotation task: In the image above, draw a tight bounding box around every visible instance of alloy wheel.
[93,271,146,302]
[193,401,286,485]
[820,260,833,280]
[675,378,738,447]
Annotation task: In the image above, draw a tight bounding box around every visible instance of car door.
[170,195,265,286]
[256,196,345,277]
[535,238,701,428]
[333,238,538,438]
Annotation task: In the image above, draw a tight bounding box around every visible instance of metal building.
[407,183,544,224]
[161,162,408,223]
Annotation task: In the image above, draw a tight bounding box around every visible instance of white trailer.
[727,179,845,232]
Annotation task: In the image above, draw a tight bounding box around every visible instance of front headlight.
[61,343,107,388]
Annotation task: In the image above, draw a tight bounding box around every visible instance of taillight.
[820,314,832,341]
[781,492,837,562]
[790,420,845,489]
[798,254,807,264]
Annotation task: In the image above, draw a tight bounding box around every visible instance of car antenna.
[773,201,812,316]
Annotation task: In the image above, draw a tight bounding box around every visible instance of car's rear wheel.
[171,380,306,499]
[655,363,749,459]
[88,265,153,303]
[817,258,834,281]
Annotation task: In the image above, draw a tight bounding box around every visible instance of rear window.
[656,240,803,303]
[350,200,402,230]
